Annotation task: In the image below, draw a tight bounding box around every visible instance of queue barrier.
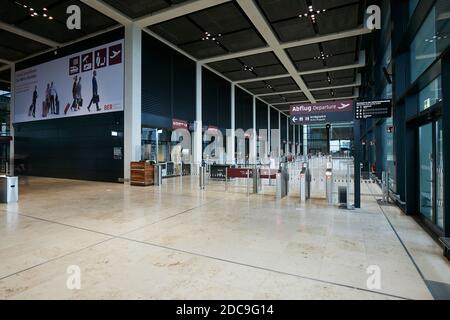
[225,168,253,196]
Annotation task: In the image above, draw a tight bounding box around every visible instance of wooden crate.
[130,162,154,186]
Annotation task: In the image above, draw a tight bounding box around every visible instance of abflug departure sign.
[290,100,354,125]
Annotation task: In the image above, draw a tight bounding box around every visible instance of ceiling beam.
[281,27,372,50]
[135,0,232,28]
[80,0,132,25]
[0,65,11,73]
[256,74,361,97]
[201,46,272,64]
[0,58,13,65]
[201,27,371,64]
[236,0,315,103]
[235,51,366,84]
[0,21,61,48]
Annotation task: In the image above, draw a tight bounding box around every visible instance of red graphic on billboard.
[81,52,93,72]
[94,48,107,69]
[109,43,122,66]
[172,118,188,130]
[69,56,80,75]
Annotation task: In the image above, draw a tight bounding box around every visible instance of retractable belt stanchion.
[225,167,228,191]
[199,165,206,190]
[325,158,333,205]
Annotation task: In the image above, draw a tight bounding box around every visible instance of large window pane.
[410,2,450,82]
[419,76,442,111]
[419,123,433,222]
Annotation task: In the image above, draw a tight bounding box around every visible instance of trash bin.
[0,176,18,203]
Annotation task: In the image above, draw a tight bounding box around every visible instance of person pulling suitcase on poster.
[28,86,38,118]
[70,76,78,112]
[87,70,101,112]
[76,77,82,110]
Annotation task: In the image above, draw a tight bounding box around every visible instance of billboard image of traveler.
[14,39,124,123]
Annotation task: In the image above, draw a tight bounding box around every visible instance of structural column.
[193,62,203,174]
[278,111,281,157]
[286,117,289,155]
[267,105,271,157]
[303,125,308,156]
[292,124,295,155]
[9,64,15,175]
[124,23,142,182]
[252,96,257,164]
[227,84,235,165]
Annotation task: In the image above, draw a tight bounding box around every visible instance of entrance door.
[419,123,433,221]
[418,120,444,230]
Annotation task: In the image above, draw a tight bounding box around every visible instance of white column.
[267,105,270,157]
[303,125,308,156]
[124,23,142,182]
[193,62,203,174]
[9,64,15,175]
[252,96,257,164]
[286,117,289,155]
[278,111,281,156]
[227,84,235,165]
[293,124,296,155]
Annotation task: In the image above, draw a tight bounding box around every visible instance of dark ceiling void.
[150,2,267,60]
[103,0,190,19]
[287,36,359,72]
[302,69,356,88]
[207,51,287,81]
[240,76,300,95]
[0,29,50,61]
[260,91,307,105]
[312,87,355,100]
[257,0,362,43]
[0,0,118,44]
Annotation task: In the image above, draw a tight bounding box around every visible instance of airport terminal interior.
[0,0,449,300]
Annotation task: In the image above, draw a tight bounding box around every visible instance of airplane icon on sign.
[338,103,351,110]
[110,50,121,59]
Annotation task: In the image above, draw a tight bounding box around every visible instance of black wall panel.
[141,32,196,127]
[256,100,268,130]
[281,114,287,142]
[14,29,124,182]
[202,69,231,131]
[270,108,279,130]
[15,112,124,182]
[235,87,252,130]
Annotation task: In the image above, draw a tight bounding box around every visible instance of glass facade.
[410,2,450,83]
[419,76,442,111]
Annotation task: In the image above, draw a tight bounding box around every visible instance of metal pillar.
[252,96,257,164]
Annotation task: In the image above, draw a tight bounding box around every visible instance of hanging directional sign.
[355,100,392,120]
[290,100,354,125]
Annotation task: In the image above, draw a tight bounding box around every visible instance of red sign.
[227,168,253,178]
[172,119,188,130]
[260,169,277,179]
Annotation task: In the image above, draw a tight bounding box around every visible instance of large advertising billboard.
[14,39,124,123]
[290,100,354,125]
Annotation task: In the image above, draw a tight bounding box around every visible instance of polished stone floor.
[0,176,449,300]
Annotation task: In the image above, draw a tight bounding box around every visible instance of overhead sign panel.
[14,39,124,123]
[290,100,354,125]
[355,100,392,120]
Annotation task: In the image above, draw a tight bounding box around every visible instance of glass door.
[418,120,444,231]
[419,123,433,221]
[436,119,444,229]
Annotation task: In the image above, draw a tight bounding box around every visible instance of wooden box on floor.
[130,162,154,186]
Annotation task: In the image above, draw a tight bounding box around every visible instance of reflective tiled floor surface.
[0,176,449,300]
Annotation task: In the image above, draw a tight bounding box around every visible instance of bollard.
[154,164,162,186]
[253,167,258,194]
